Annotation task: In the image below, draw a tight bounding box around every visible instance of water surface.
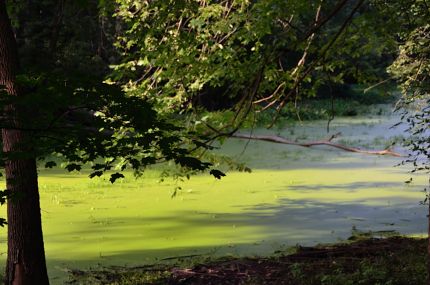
[0,112,427,284]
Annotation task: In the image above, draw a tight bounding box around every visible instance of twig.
[363,78,392,93]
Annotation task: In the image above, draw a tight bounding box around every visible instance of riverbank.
[67,236,427,284]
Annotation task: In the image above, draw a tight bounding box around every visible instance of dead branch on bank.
[231,132,404,157]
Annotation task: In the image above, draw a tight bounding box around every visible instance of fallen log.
[231,132,404,157]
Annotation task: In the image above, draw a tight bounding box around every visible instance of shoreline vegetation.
[67,235,427,285]
[210,83,400,131]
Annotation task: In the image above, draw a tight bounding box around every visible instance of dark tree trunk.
[428,188,430,285]
[0,2,49,285]
[426,179,430,285]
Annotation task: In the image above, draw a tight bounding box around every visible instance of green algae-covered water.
[0,112,428,284]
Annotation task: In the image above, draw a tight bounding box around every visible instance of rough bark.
[0,2,49,284]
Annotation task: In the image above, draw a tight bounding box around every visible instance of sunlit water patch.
[0,112,427,284]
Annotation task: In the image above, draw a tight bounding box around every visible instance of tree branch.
[231,133,404,157]
[302,0,350,40]
[266,0,365,127]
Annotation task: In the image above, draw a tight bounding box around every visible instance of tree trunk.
[428,178,430,285]
[428,199,430,285]
[0,2,49,285]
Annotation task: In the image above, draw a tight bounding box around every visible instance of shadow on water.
[65,195,426,246]
[45,195,426,283]
[286,181,404,192]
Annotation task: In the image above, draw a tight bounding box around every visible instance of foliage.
[8,0,117,75]
[0,72,224,184]
[3,0,424,183]
[111,0,389,130]
[389,25,430,100]
[1,1,226,187]
[388,21,430,183]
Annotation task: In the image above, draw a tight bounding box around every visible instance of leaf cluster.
[0,71,223,182]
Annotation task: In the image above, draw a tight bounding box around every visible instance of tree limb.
[231,133,404,157]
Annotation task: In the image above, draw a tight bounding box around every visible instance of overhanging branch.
[231,132,404,157]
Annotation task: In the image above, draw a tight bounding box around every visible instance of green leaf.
[210,169,226,179]
[0,189,10,205]
[176,156,211,170]
[89,171,103,179]
[44,161,57,168]
[65,163,82,172]
[109,173,125,183]
[92,163,106,170]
